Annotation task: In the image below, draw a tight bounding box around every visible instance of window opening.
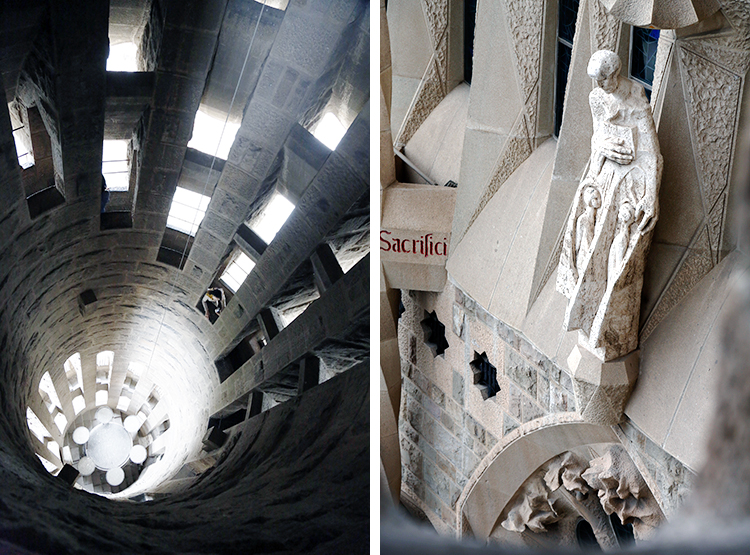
[220,251,256,293]
[187,108,240,160]
[166,187,211,236]
[102,140,130,191]
[95,389,109,406]
[554,0,580,136]
[64,353,84,393]
[470,351,500,400]
[421,310,449,356]
[53,412,68,434]
[576,519,602,550]
[37,455,57,473]
[249,191,294,244]
[630,27,660,101]
[107,42,138,72]
[12,126,34,169]
[312,112,346,150]
[72,395,86,415]
[39,371,62,412]
[26,407,50,442]
[464,0,477,83]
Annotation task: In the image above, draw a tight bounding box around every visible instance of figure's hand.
[636,201,658,234]
[600,137,633,165]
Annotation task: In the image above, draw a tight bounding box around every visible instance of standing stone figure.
[557,50,662,362]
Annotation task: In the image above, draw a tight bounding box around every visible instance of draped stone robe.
[557,78,662,362]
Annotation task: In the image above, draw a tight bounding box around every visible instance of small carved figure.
[608,202,635,288]
[575,185,601,277]
[557,50,662,361]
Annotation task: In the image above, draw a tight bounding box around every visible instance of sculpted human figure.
[575,185,601,276]
[557,50,662,361]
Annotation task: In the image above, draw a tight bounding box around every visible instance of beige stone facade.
[381,0,750,549]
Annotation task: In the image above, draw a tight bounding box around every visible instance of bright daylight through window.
[187,108,240,160]
[11,126,33,169]
[312,112,346,150]
[166,187,211,236]
[220,252,256,293]
[106,42,138,72]
[251,192,295,244]
[102,140,130,191]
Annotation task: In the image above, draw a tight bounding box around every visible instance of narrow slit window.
[250,192,295,244]
[102,140,130,192]
[554,0,581,137]
[187,108,240,160]
[166,187,211,236]
[26,407,50,442]
[312,112,346,150]
[64,353,84,393]
[220,252,256,293]
[12,126,34,169]
[39,371,62,412]
[629,27,660,101]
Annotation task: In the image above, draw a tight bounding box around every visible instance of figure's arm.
[201,295,210,318]
[634,107,662,234]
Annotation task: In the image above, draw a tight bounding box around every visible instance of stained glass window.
[555,0,580,137]
[630,27,660,100]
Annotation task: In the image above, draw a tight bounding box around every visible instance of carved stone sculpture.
[501,477,561,533]
[544,451,590,500]
[557,50,663,362]
[582,445,664,537]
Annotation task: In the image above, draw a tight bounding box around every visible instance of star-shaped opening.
[421,310,449,357]
[470,351,500,399]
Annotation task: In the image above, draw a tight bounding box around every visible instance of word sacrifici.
[380,230,448,257]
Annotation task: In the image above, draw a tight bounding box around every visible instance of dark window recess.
[464,0,478,83]
[421,310,449,356]
[202,426,227,451]
[610,514,635,547]
[100,211,133,230]
[56,464,80,485]
[208,408,246,431]
[215,336,256,383]
[470,351,500,399]
[630,27,660,101]
[554,0,581,136]
[576,519,602,551]
[27,186,65,219]
[78,289,98,316]
[157,227,193,269]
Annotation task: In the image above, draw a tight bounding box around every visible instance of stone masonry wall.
[398,279,578,533]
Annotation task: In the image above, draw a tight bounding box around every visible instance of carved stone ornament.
[582,445,664,536]
[544,451,590,500]
[501,477,561,533]
[557,50,663,362]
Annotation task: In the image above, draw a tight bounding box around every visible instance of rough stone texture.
[582,444,665,538]
[398,281,577,533]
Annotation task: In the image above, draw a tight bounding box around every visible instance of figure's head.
[588,50,621,94]
[583,186,601,209]
[618,202,635,223]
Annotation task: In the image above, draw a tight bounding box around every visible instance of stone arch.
[456,414,619,540]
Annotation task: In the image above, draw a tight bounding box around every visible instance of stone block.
[567,345,639,425]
